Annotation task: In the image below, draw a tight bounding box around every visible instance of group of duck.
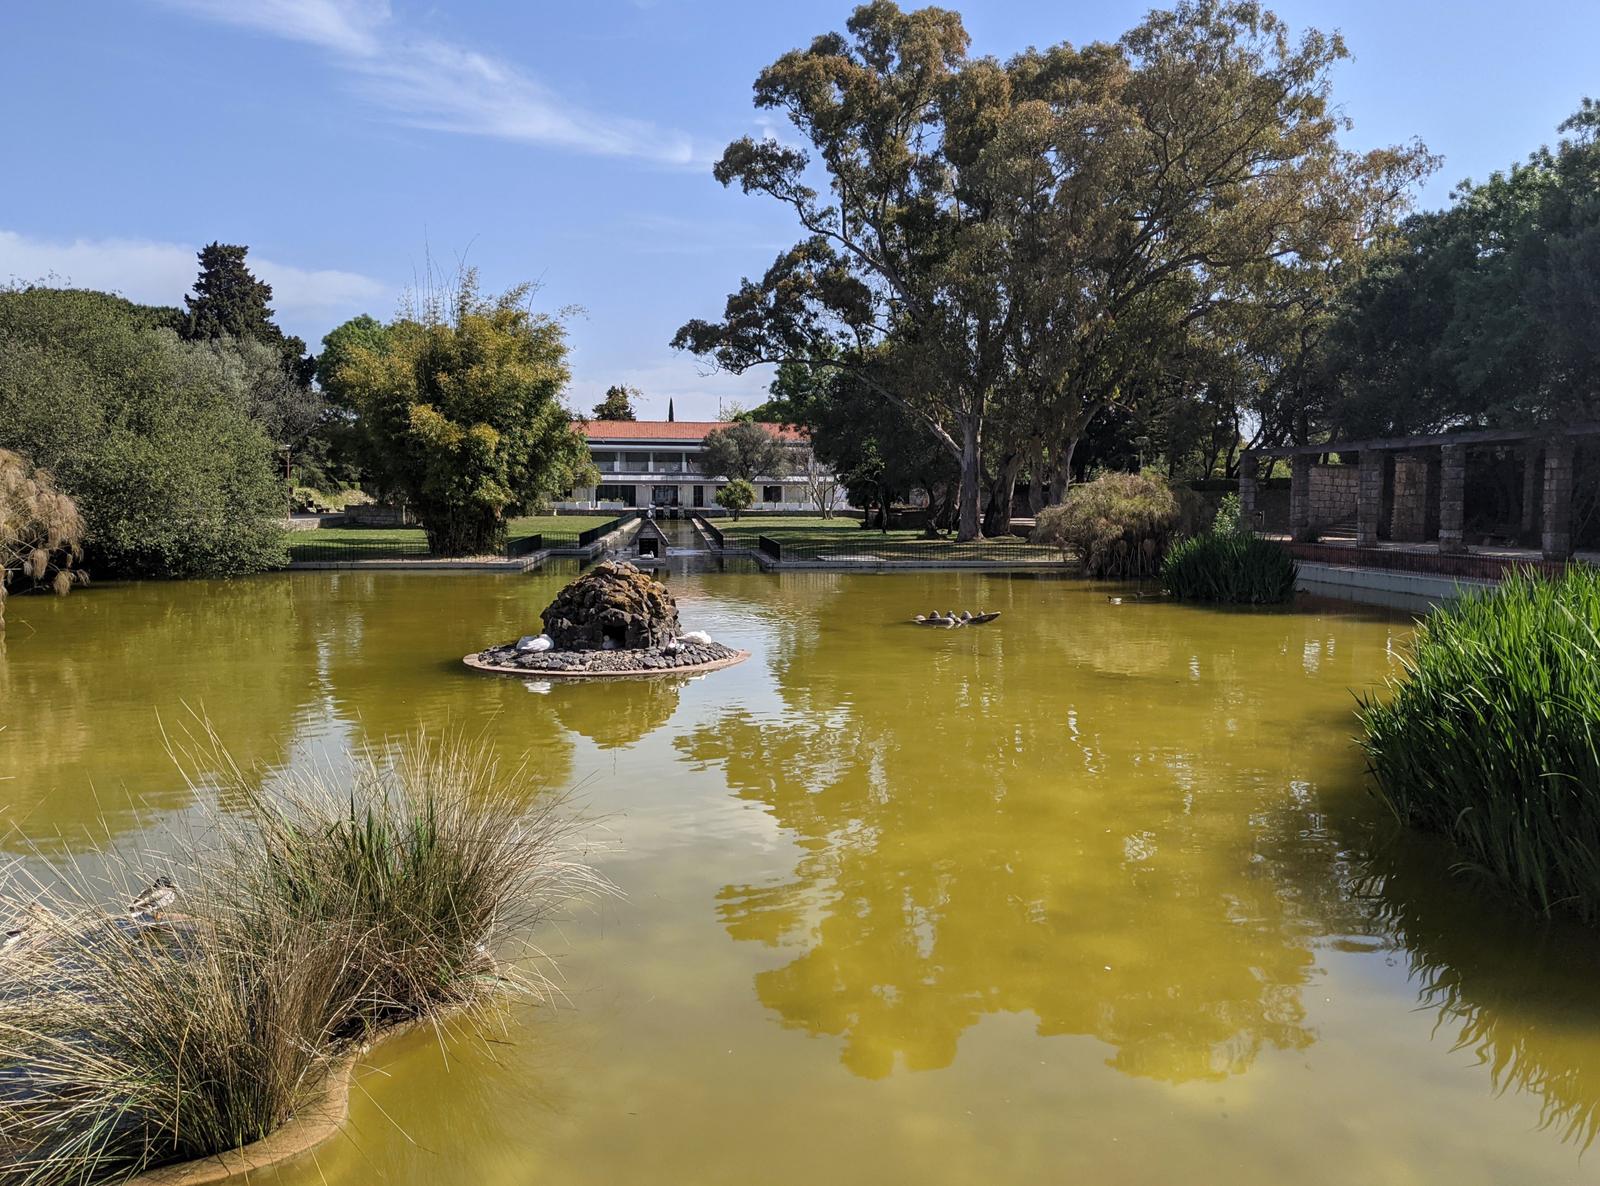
[2,876,178,953]
[912,609,1001,628]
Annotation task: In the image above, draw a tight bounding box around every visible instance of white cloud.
[566,357,775,423]
[0,229,388,344]
[154,0,698,165]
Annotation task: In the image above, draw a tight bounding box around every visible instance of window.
[693,485,705,508]
[595,484,635,506]
[763,486,783,503]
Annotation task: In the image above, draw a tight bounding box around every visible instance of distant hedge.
[0,287,287,578]
[1359,567,1600,922]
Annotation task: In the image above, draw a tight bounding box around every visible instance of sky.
[2,0,1597,420]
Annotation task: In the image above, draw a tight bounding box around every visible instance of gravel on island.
[475,639,741,674]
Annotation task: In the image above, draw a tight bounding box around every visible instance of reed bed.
[1358,567,1600,921]
[1161,533,1297,604]
[0,731,605,1186]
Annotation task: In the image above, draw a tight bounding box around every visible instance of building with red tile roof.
[562,419,833,512]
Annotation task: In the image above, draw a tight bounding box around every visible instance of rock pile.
[541,560,680,651]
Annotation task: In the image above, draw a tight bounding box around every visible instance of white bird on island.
[514,634,553,653]
[678,630,713,645]
[127,876,178,920]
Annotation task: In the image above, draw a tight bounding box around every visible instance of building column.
[1543,439,1575,561]
[1438,443,1466,553]
[1238,454,1259,531]
[1289,455,1315,542]
[1357,451,1383,548]
[1521,443,1540,541]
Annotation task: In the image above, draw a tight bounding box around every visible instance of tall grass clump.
[1034,472,1181,578]
[1162,534,1297,604]
[0,731,603,1185]
[1358,567,1600,922]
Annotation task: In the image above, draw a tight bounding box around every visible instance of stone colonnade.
[1240,428,1593,562]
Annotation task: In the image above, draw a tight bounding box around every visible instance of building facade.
[559,420,841,513]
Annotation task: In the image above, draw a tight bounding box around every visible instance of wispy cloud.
[566,358,774,423]
[154,0,699,165]
[0,229,388,343]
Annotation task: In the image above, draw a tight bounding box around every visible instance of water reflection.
[679,589,1390,1082]
[0,573,578,851]
[1359,834,1600,1151]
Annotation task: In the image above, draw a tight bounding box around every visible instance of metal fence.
[287,532,543,563]
[757,535,783,561]
[577,510,640,549]
[690,514,725,549]
[286,536,434,563]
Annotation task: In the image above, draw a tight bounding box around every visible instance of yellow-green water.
[4,569,1600,1185]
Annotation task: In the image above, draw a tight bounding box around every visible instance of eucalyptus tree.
[676,1,1429,538]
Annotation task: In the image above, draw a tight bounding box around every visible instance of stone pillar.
[1438,443,1467,554]
[1390,455,1430,543]
[1238,454,1259,532]
[1543,440,1575,561]
[1521,444,1540,541]
[1289,455,1314,542]
[1357,451,1383,547]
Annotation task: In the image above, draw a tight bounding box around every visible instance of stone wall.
[1306,465,1358,529]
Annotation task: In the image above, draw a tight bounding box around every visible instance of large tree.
[0,287,288,578]
[675,1,1428,538]
[1324,100,1600,437]
[592,385,641,421]
[699,418,790,483]
[330,272,596,556]
[180,242,312,380]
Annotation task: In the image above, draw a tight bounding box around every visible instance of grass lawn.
[285,514,620,559]
[719,515,1059,563]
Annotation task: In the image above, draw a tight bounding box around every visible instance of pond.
[3,569,1599,1185]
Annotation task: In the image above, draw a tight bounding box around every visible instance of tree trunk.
[956,416,983,541]
[983,452,1020,537]
[1045,438,1079,508]
[1027,439,1046,516]
[423,507,506,557]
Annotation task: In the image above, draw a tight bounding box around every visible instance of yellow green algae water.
[4,567,1600,1185]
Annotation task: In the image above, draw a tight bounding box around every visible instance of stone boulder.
[541,560,681,651]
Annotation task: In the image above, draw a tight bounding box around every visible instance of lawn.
[719,515,1059,563]
[284,514,620,560]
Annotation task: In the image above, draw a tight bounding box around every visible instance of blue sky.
[2,0,1596,420]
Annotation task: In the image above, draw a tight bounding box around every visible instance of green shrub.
[1034,472,1181,577]
[0,731,602,1184]
[1358,567,1600,922]
[0,287,288,578]
[1212,492,1248,536]
[1162,533,1297,604]
[716,477,757,519]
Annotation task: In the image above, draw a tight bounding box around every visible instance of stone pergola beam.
[1240,421,1600,462]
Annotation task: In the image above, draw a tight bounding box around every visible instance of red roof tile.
[577,420,805,443]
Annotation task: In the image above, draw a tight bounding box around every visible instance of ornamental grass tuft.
[1357,567,1600,922]
[0,729,605,1186]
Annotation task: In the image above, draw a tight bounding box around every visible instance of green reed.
[1358,566,1600,922]
[1161,533,1298,604]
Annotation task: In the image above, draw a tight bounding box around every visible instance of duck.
[678,630,713,645]
[514,633,553,653]
[127,876,178,921]
[2,901,54,951]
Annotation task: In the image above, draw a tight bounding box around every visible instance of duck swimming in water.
[2,902,54,951]
[127,876,178,920]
